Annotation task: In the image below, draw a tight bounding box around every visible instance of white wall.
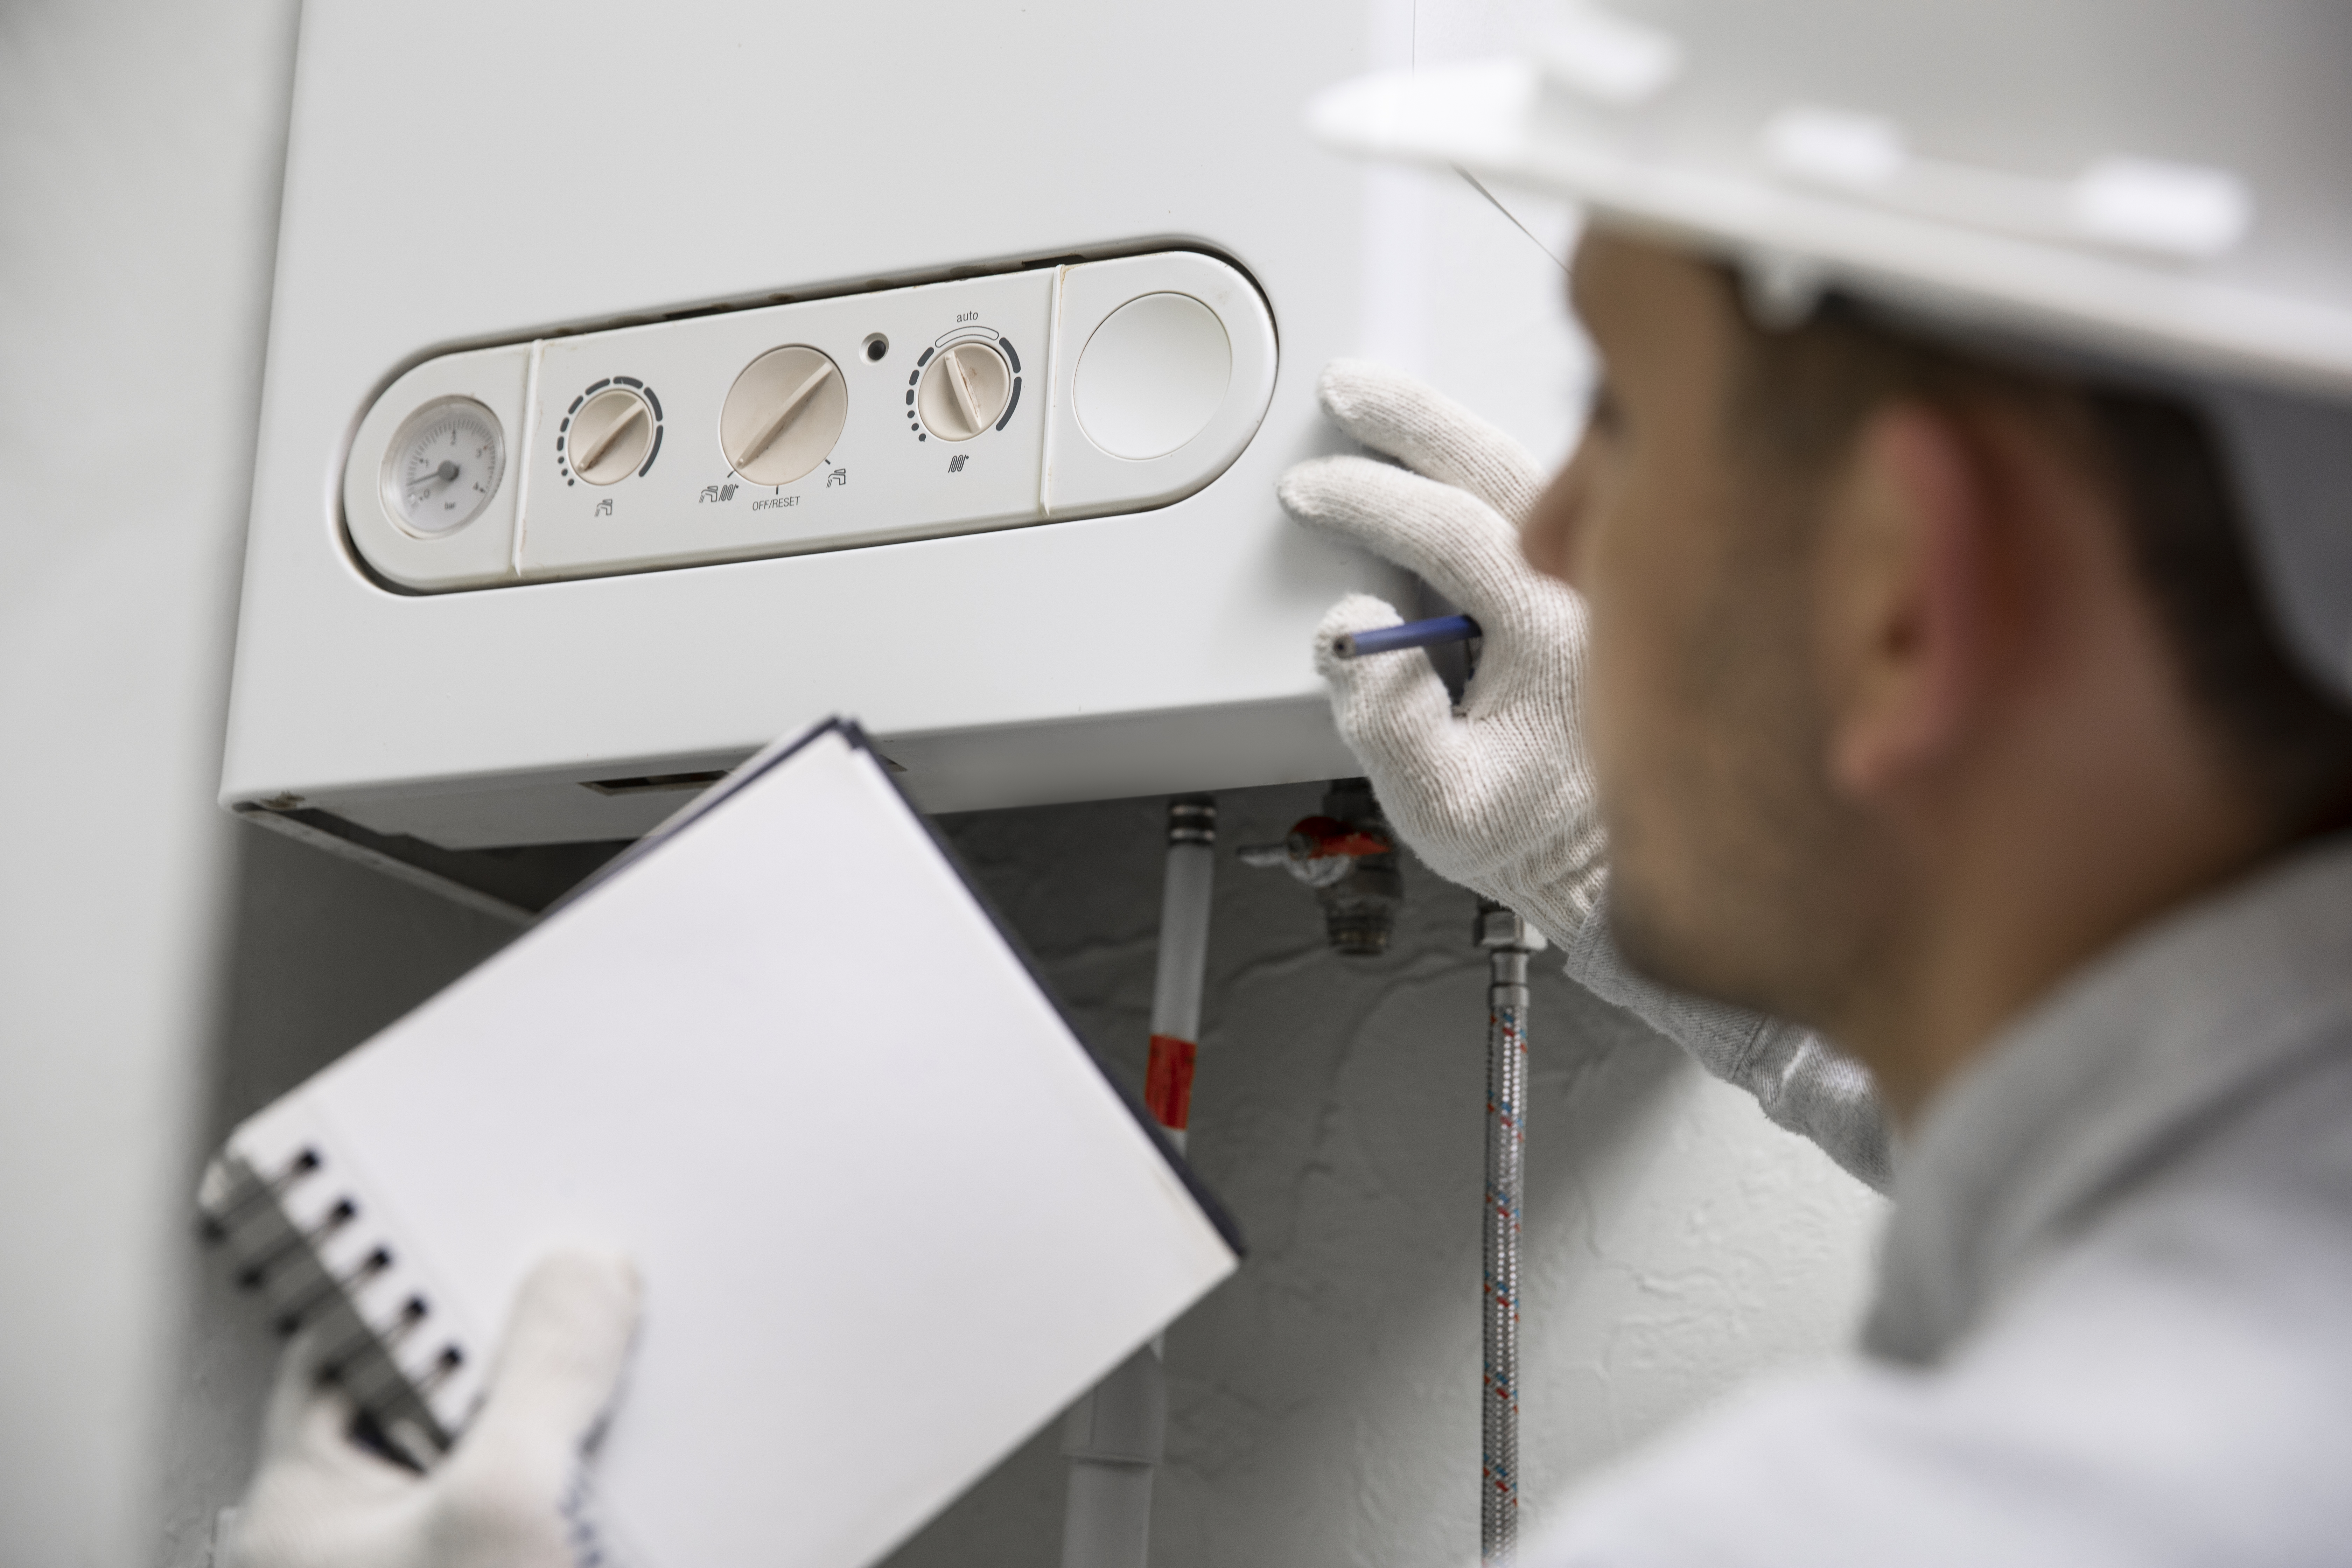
[0,2,299,1561]
[2,4,1885,1562]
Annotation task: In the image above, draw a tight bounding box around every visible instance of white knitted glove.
[223,1249,642,1568]
[1281,362,1892,1192]
[1276,359,1607,941]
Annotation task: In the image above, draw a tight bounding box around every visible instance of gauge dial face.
[382,397,505,537]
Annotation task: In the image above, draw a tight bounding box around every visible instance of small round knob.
[720,346,847,486]
[916,342,1011,441]
[568,387,654,484]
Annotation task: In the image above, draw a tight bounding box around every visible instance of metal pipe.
[1060,797,1216,1568]
[1476,901,1543,1567]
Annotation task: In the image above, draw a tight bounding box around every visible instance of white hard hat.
[1308,0,2352,705]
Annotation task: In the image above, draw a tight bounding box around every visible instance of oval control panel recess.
[341,251,1277,592]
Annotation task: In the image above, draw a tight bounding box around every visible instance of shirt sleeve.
[1554,884,1893,1194]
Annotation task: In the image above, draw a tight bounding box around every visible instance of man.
[1275,0,2352,1558]
[228,2,2352,1561]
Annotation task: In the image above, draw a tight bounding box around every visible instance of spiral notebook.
[199,718,1241,1568]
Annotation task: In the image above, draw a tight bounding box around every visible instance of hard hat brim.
[1308,61,2352,401]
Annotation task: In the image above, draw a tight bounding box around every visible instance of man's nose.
[1521,455,1588,590]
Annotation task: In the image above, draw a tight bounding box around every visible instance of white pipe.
[1060,1464,1155,1568]
[1058,1345,1167,1568]
[1143,798,1216,1154]
[1152,824,1214,1044]
[1060,797,1215,1568]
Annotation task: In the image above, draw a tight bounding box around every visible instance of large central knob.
[720,346,847,486]
[917,341,1012,441]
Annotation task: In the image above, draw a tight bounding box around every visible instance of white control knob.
[567,387,654,485]
[720,346,847,486]
[916,341,1012,441]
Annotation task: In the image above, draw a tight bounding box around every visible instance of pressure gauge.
[381,397,505,537]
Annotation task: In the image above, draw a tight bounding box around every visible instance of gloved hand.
[1276,359,1608,945]
[223,1248,642,1568]
[1281,362,1892,1193]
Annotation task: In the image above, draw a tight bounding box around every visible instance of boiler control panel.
[345,251,1276,592]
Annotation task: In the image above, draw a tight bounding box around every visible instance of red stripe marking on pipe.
[1144,1034,1198,1130]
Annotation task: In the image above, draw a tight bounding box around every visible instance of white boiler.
[222,0,1583,888]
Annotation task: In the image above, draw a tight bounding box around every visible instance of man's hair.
[1723,293,2352,839]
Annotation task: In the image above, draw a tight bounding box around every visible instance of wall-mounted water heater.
[223,0,1562,890]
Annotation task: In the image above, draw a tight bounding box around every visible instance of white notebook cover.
[214,719,1241,1568]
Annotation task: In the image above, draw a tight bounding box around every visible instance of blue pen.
[1331,613,1483,660]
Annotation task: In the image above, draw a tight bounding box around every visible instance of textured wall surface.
[163,788,1882,1566]
[906,790,1885,1568]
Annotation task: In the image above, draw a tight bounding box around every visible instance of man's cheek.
[1580,596,1648,834]
[1583,517,1703,850]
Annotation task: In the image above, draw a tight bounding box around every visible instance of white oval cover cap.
[1075,293,1233,461]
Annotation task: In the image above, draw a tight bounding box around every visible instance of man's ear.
[1819,401,1997,802]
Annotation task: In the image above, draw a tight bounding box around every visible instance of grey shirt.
[1535,835,2352,1563]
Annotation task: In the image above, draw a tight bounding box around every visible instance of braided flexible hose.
[1482,938,1531,1565]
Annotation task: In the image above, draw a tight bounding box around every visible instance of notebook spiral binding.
[199,1146,469,1465]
